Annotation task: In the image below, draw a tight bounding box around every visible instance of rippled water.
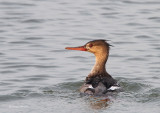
[0,0,160,112]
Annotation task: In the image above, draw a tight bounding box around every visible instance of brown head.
[65,39,111,56]
[65,40,112,75]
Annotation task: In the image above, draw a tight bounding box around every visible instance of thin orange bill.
[65,46,87,51]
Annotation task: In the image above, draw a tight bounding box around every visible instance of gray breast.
[80,82,107,95]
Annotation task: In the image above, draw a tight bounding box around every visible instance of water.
[0,0,160,112]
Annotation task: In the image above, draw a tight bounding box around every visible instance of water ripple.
[0,0,160,112]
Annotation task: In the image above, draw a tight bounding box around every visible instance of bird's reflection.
[83,92,119,110]
[89,96,112,109]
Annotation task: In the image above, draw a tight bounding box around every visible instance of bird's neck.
[89,52,109,77]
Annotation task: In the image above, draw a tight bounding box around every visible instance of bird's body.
[65,40,120,95]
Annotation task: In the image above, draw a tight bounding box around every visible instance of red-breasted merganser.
[65,40,120,95]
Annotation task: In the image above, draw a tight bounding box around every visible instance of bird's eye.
[89,43,93,48]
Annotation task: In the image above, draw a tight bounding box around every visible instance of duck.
[65,39,120,96]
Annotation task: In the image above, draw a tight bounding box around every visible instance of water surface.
[0,0,160,113]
